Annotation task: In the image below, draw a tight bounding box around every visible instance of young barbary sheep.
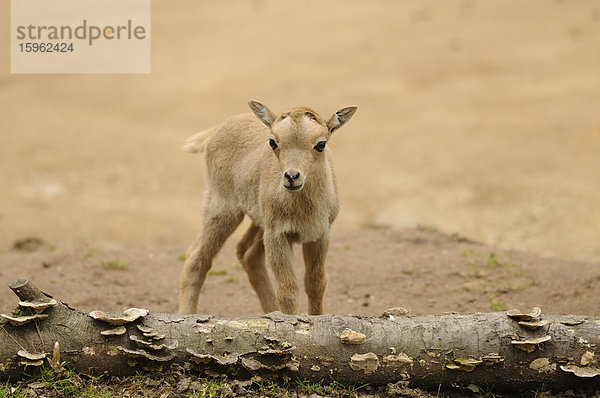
[178,100,357,315]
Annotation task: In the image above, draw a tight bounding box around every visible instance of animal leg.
[178,205,243,313]
[264,233,299,314]
[237,224,278,313]
[302,234,329,315]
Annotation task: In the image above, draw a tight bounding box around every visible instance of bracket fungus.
[0,313,49,326]
[560,364,600,378]
[17,350,47,367]
[511,335,551,353]
[100,326,127,336]
[239,356,299,372]
[518,319,549,330]
[129,335,178,351]
[340,329,367,345]
[506,307,542,321]
[18,298,57,313]
[89,308,149,325]
[560,316,587,326]
[144,331,165,340]
[241,357,262,371]
[117,346,175,362]
[257,345,295,356]
[17,350,46,361]
[263,335,279,343]
[136,325,165,340]
[446,358,482,372]
[349,352,379,374]
[383,353,413,364]
[186,348,239,366]
[136,325,153,333]
[481,353,505,366]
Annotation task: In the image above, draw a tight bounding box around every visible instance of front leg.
[302,233,329,315]
[264,233,299,314]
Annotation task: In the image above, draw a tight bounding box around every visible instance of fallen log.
[0,278,598,391]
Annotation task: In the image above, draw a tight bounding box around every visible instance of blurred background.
[1,0,599,261]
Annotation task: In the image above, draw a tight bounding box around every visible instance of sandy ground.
[1,1,600,318]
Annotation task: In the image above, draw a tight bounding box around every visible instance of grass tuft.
[489,297,508,312]
[103,259,130,270]
[0,382,26,398]
[190,378,226,397]
[207,269,227,276]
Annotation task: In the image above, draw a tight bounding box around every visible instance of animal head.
[248,100,357,192]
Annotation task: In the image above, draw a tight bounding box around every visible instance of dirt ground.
[1,0,600,380]
[1,228,599,396]
[1,227,599,397]
[1,227,598,318]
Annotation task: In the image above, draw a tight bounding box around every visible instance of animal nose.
[284,171,300,182]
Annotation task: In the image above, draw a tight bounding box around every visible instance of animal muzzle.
[283,169,304,191]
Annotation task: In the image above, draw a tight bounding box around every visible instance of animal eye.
[269,138,278,150]
[314,141,326,152]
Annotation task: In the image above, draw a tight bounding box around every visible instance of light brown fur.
[178,100,357,315]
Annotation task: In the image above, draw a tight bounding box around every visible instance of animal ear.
[326,106,357,134]
[248,100,277,127]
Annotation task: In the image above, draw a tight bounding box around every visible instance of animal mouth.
[284,182,304,191]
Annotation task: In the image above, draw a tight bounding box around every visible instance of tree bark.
[0,279,598,391]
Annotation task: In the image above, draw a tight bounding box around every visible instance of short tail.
[182,129,211,154]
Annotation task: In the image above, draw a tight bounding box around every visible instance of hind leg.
[237,224,278,313]
[178,201,243,314]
